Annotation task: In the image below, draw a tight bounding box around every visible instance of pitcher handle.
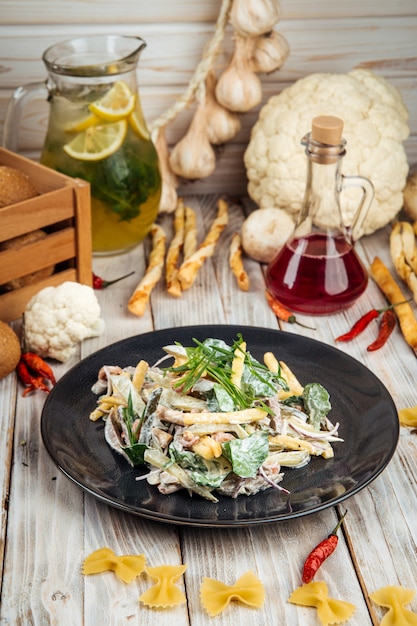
[341,174,375,241]
[2,81,48,152]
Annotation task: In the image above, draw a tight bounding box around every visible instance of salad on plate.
[89,334,342,502]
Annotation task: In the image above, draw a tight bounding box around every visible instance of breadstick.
[390,221,417,301]
[183,205,198,260]
[401,222,417,274]
[229,232,250,291]
[166,200,185,297]
[128,224,166,316]
[177,197,229,291]
[370,256,417,353]
[391,221,417,274]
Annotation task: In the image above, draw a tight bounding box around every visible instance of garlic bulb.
[204,71,241,144]
[215,36,263,113]
[230,0,281,37]
[251,29,289,74]
[153,128,178,214]
[169,105,216,180]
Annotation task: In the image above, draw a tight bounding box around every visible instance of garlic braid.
[149,0,233,136]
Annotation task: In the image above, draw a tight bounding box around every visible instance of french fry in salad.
[90,334,342,502]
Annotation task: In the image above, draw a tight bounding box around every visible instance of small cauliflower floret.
[244,68,410,240]
[24,281,105,362]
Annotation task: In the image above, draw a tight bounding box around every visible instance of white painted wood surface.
[1,2,417,622]
[1,194,417,625]
[0,0,416,196]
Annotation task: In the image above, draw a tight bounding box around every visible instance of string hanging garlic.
[145,0,291,192]
[153,128,179,213]
[204,70,242,145]
[230,0,281,37]
[169,104,216,180]
[215,36,262,113]
[250,29,289,74]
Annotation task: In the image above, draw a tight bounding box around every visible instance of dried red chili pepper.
[335,300,410,342]
[93,271,134,289]
[21,351,56,386]
[335,309,379,342]
[367,308,396,352]
[302,510,348,584]
[265,291,316,330]
[16,359,50,397]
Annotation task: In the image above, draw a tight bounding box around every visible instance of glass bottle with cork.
[266,115,374,315]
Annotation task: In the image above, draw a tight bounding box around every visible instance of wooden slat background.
[1,0,416,196]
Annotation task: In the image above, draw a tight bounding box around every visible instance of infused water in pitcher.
[3,35,161,255]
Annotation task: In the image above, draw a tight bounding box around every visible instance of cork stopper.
[311,116,344,146]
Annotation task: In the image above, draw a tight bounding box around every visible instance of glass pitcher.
[3,35,161,255]
[266,115,374,315]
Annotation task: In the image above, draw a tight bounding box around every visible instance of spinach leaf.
[222,430,269,478]
[302,383,331,429]
[122,442,148,465]
[241,353,288,398]
[170,446,198,469]
[189,463,229,489]
[170,446,229,488]
[213,382,235,412]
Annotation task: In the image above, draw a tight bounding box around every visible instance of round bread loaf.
[0,165,39,207]
[0,320,21,380]
[0,229,55,291]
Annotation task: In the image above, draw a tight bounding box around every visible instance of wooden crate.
[0,148,92,322]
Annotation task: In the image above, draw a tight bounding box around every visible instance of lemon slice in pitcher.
[63,120,127,161]
[65,113,101,133]
[89,80,136,121]
[128,110,150,141]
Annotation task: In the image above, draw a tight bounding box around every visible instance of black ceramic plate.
[41,325,399,527]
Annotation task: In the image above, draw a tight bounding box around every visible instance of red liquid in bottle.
[266,233,368,315]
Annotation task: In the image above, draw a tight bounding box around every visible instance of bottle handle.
[2,81,48,152]
[341,174,375,241]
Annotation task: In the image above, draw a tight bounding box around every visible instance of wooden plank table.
[1,195,416,625]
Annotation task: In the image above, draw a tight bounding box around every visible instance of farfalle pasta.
[370,585,417,625]
[288,581,356,625]
[200,570,265,616]
[139,564,187,608]
[82,547,146,584]
[82,548,268,616]
[398,406,417,427]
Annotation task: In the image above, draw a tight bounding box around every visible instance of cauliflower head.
[24,281,105,362]
[244,68,410,237]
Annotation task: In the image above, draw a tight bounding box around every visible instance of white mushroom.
[241,207,295,264]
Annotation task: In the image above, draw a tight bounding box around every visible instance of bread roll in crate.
[0,148,92,323]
